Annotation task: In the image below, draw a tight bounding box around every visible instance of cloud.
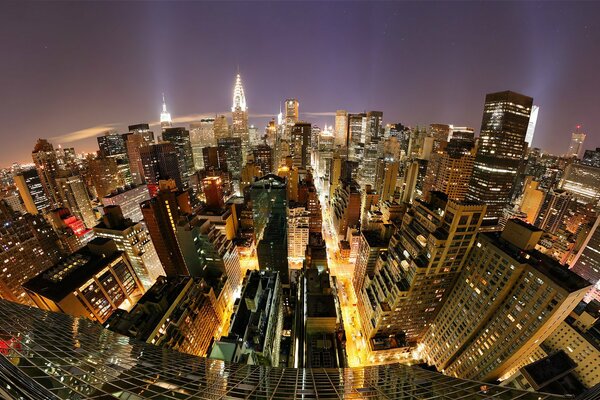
[301,112,337,117]
[50,124,120,144]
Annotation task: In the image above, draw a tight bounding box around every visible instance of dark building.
[202,146,228,171]
[217,137,243,179]
[162,127,195,188]
[252,144,273,174]
[140,142,183,190]
[291,122,311,168]
[97,132,127,158]
[140,181,191,276]
[466,91,533,229]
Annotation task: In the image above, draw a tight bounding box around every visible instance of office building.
[284,98,299,127]
[0,201,61,305]
[519,179,545,223]
[105,275,221,357]
[466,91,533,228]
[582,147,600,168]
[566,127,586,158]
[357,193,485,350]
[213,114,230,140]
[559,163,600,205]
[47,208,95,253]
[290,122,311,168]
[162,127,195,189]
[202,176,225,210]
[13,168,51,214]
[334,109,348,146]
[140,180,191,276]
[288,206,310,261]
[140,142,183,190]
[123,124,155,185]
[31,139,62,207]
[535,189,575,234]
[423,220,591,381]
[24,238,145,324]
[93,205,165,289]
[87,156,127,198]
[97,131,126,158]
[190,118,216,169]
[218,137,243,179]
[55,175,97,229]
[374,158,399,203]
[570,215,600,295]
[331,179,361,237]
[252,144,273,174]
[101,184,150,222]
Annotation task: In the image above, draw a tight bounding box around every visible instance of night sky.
[1,1,599,166]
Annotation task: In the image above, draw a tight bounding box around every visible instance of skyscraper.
[217,137,243,179]
[124,124,155,185]
[525,105,539,146]
[285,98,299,127]
[160,93,172,130]
[213,114,230,140]
[466,91,533,228]
[334,110,348,146]
[290,122,311,168]
[31,139,62,207]
[189,118,216,170]
[97,131,127,158]
[423,220,590,381]
[13,168,51,214]
[231,73,249,143]
[569,215,600,296]
[55,175,97,229]
[566,126,586,158]
[93,205,165,289]
[140,142,183,190]
[0,200,61,305]
[162,127,195,188]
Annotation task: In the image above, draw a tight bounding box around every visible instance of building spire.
[160,92,172,128]
[232,73,247,112]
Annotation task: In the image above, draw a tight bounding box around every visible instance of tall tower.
[285,99,299,127]
[466,91,532,229]
[160,93,172,131]
[231,73,248,138]
[566,125,586,158]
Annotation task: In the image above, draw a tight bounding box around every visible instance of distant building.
[582,147,600,168]
[285,99,299,127]
[101,184,150,223]
[559,163,600,205]
[55,175,97,229]
[566,127,586,158]
[291,122,311,169]
[140,142,183,190]
[24,238,145,324]
[162,127,195,189]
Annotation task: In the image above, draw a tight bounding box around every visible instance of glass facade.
[0,299,566,399]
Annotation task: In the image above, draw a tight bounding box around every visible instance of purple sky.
[1,1,599,166]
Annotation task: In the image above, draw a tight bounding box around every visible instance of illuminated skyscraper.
[213,114,230,140]
[524,105,539,146]
[466,91,533,229]
[162,127,195,189]
[570,215,600,297]
[566,126,586,158]
[55,175,97,229]
[160,93,172,130]
[31,139,62,207]
[190,118,216,170]
[285,98,299,127]
[101,184,150,223]
[0,200,61,305]
[231,73,249,141]
[124,124,155,185]
[13,168,50,214]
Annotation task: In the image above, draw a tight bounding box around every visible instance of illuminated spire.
[232,73,247,112]
[160,93,172,126]
[277,102,283,125]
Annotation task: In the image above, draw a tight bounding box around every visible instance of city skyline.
[2,2,600,165]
